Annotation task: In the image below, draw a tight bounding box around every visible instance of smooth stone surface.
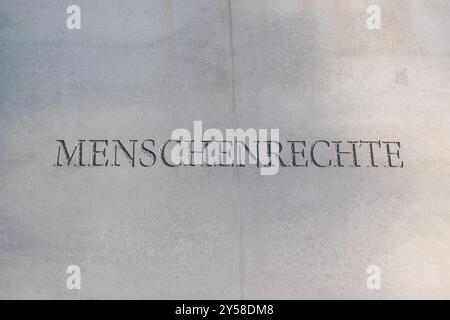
[1,0,450,299]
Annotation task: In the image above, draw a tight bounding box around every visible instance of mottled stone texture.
[1,0,450,299]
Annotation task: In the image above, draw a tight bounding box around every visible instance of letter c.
[311,140,332,167]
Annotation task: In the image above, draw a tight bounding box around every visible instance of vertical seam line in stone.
[227,0,244,299]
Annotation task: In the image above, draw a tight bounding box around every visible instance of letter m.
[55,140,85,166]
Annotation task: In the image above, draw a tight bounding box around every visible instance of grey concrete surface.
[1,0,450,299]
